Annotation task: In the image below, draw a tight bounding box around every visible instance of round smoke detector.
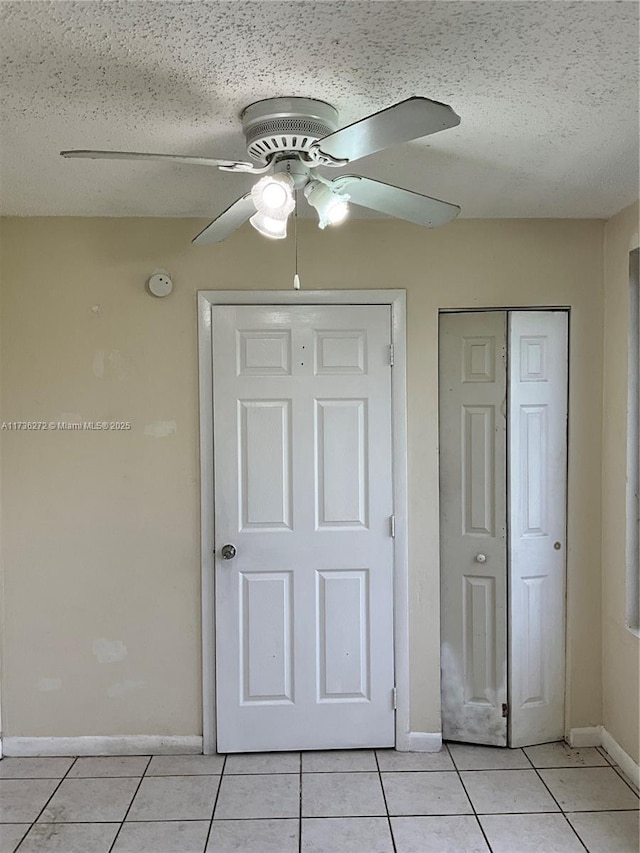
[241,97,339,164]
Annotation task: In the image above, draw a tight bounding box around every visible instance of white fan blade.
[314,97,460,164]
[60,149,259,172]
[332,175,460,227]
[192,194,256,244]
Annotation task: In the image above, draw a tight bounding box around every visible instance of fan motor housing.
[241,97,338,164]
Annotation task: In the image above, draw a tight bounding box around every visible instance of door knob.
[220,544,237,560]
[475,553,487,563]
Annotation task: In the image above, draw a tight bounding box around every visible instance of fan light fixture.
[249,211,288,239]
[250,173,295,238]
[62,96,463,245]
[304,180,350,229]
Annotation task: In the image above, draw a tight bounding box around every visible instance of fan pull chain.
[293,191,301,290]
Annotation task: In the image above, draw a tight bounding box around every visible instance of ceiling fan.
[61,96,461,244]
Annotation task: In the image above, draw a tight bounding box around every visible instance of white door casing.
[508,311,568,747]
[212,303,396,752]
[439,311,509,746]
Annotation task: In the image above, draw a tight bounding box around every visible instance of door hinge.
[389,344,394,366]
[390,515,396,538]
[392,687,397,710]
[502,703,508,718]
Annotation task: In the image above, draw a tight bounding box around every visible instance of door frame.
[198,289,409,754]
[437,305,571,746]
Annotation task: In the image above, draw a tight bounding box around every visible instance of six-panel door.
[509,311,568,747]
[439,312,509,746]
[212,305,395,752]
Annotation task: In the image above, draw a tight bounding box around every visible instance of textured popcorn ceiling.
[0,1,638,219]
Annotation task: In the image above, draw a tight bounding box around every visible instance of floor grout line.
[375,749,397,853]
[596,745,617,766]
[611,764,640,797]
[26,810,619,821]
[5,765,633,779]
[49,809,623,822]
[106,756,152,853]
[1,770,394,779]
[139,755,153,779]
[202,753,227,853]
[8,823,31,853]
[528,763,589,852]
[452,751,495,853]
[14,755,79,853]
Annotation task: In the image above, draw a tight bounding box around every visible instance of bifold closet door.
[439,311,508,746]
[439,310,568,748]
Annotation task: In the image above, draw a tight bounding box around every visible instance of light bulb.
[250,211,288,239]
[326,199,349,225]
[304,181,350,229]
[262,182,288,208]
[251,173,295,220]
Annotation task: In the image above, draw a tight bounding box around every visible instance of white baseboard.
[601,728,640,789]
[567,726,639,789]
[396,731,443,753]
[3,735,203,757]
[567,726,602,748]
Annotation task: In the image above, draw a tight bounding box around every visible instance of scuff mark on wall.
[107,679,146,698]
[37,677,62,692]
[144,421,177,438]
[108,349,130,381]
[92,349,130,380]
[92,638,127,663]
[93,349,105,378]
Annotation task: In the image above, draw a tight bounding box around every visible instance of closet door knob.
[475,553,487,563]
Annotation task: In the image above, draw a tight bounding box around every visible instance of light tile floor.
[0,742,637,852]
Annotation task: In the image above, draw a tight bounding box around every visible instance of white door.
[439,312,508,746]
[212,304,395,752]
[509,311,568,746]
[439,310,568,748]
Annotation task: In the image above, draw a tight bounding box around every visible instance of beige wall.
[0,216,605,740]
[602,201,640,764]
